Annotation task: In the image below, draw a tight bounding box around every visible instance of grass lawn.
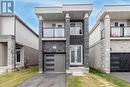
[0,66,38,87]
[67,68,130,87]
[90,68,130,87]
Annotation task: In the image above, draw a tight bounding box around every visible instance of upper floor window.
[70,22,83,35]
[101,29,105,40]
[115,22,118,27]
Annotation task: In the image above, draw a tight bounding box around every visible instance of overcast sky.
[14,0,130,33]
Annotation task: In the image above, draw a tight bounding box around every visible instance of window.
[115,22,118,27]
[16,50,20,63]
[101,29,105,40]
[52,24,56,27]
[58,25,62,28]
[70,22,83,35]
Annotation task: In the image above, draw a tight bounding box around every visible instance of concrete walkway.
[17,73,65,87]
[112,72,130,83]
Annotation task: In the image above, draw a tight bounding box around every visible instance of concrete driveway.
[112,72,130,83]
[17,73,65,87]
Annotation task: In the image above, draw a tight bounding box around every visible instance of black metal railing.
[111,27,130,37]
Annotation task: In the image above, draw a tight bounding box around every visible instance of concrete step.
[67,67,89,76]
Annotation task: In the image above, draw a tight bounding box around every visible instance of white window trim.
[70,45,83,65]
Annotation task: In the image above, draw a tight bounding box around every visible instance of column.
[7,36,15,72]
[65,13,70,70]
[84,13,89,68]
[104,14,111,73]
[39,16,43,73]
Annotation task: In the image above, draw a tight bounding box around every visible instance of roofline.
[96,5,130,21]
[89,21,100,35]
[0,14,39,37]
[35,4,92,8]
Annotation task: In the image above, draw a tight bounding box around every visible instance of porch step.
[0,67,7,74]
[66,67,89,76]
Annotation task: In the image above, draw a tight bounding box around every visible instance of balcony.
[111,27,130,37]
[42,27,65,40]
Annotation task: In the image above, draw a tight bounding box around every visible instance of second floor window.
[70,22,83,35]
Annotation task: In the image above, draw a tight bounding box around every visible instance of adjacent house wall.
[0,17,14,35]
[89,22,107,72]
[111,40,130,53]
[16,19,38,50]
[15,18,39,66]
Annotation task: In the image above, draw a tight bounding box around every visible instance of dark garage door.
[44,54,65,73]
[111,53,130,72]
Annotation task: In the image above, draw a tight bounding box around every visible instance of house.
[89,5,130,73]
[35,4,92,75]
[0,14,39,74]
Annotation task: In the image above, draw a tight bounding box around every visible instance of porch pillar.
[84,13,89,68]
[39,16,43,73]
[65,13,70,70]
[7,36,15,72]
[104,14,111,73]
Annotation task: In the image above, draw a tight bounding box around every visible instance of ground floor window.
[70,45,83,65]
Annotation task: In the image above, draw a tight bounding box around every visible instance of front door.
[70,45,83,65]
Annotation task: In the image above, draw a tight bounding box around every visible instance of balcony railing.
[43,27,65,38]
[111,27,130,37]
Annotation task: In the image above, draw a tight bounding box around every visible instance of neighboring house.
[35,4,92,75]
[0,14,39,74]
[89,5,130,73]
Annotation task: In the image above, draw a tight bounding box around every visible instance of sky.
[14,0,130,34]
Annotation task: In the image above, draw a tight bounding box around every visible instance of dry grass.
[0,66,38,87]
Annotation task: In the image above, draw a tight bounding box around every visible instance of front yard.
[67,69,130,87]
[0,66,38,87]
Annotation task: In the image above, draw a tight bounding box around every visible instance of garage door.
[44,54,65,73]
[111,53,130,72]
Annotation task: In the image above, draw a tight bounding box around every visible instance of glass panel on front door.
[70,45,83,65]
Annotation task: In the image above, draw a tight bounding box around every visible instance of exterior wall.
[110,19,128,26]
[89,40,106,71]
[89,22,103,46]
[24,46,39,66]
[70,35,83,45]
[0,42,7,66]
[111,40,130,53]
[43,21,64,27]
[43,41,66,53]
[0,17,15,35]
[16,19,38,50]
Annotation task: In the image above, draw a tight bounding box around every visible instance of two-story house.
[0,14,39,74]
[89,5,130,73]
[35,4,92,75]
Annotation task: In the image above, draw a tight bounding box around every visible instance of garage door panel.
[111,53,130,72]
[44,54,65,73]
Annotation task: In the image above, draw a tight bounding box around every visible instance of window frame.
[70,45,83,65]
